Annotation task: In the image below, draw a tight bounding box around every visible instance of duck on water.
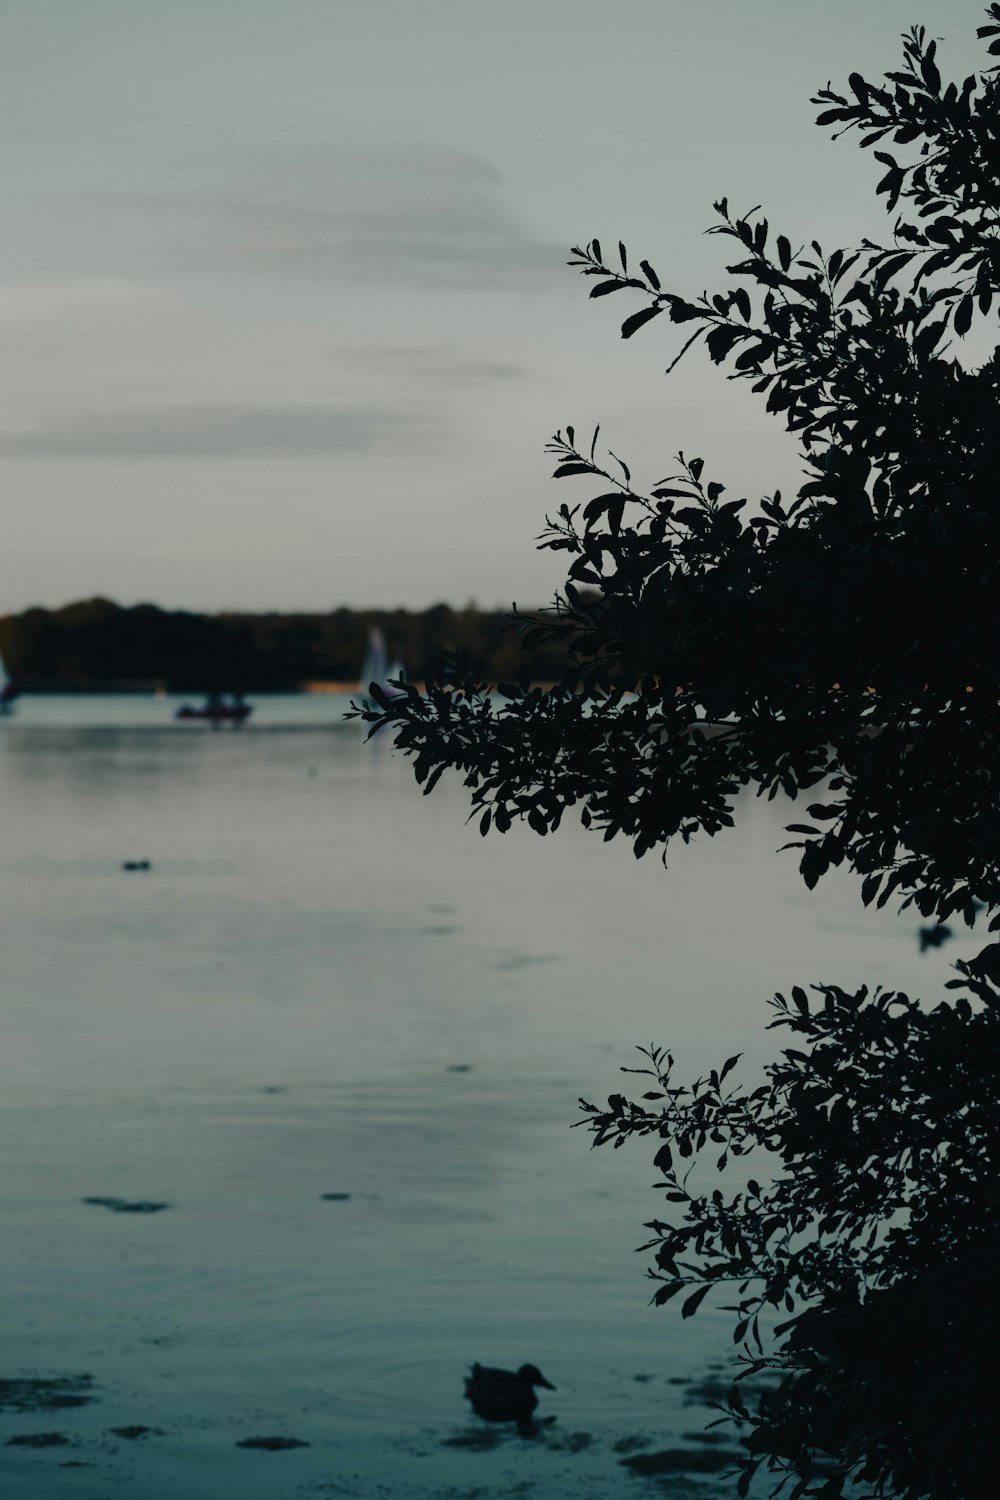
[464,1363,556,1436]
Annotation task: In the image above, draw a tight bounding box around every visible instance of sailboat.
[360,627,406,707]
[0,649,17,712]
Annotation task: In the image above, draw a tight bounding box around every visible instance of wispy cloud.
[64,147,562,292]
[344,342,523,382]
[2,401,440,460]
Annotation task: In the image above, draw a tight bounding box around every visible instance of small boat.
[463,1363,556,1434]
[175,693,252,723]
[360,627,406,707]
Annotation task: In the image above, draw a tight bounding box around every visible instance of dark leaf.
[653,1142,673,1172]
[970,943,1000,984]
[621,305,663,339]
[800,843,828,890]
[954,293,974,335]
[681,1284,712,1319]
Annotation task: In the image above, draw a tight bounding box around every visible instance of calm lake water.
[0,695,954,1498]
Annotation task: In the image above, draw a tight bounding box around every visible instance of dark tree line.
[361,12,1000,1499]
[0,597,570,691]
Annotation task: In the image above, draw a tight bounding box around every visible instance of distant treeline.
[0,597,572,691]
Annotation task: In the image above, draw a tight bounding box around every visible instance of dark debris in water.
[5,1431,71,1448]
[682,1372,777,1409]
[620,1446,741,1476]
[682,1428,731,1445]
[442,1428,506,1452]
[614,1434,652,1455]
[544,1429,591,1453]
[82,1196,170,1214]
[236,1435,310,1451]
[681,1374,731,1405]
[0,1375,96,1412]
[443,1423,591,1455]
[446,1064,472,1073]
[109,1425,164,1440]
[320,1192,352,1201]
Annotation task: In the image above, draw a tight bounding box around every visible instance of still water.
[0,696,952,1498]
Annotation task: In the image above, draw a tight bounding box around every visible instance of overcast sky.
[0,0,985,614]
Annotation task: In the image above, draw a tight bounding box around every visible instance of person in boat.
[175,690,251,721]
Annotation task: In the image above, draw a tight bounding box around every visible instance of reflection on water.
[0,696,955,1497]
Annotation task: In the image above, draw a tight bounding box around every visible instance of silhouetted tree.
[361,13,1000,1498]
[0,599,570,690]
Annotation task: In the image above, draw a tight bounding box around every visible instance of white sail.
[361,629,405,703]
[0,648,16,710]
[360,628,388,696]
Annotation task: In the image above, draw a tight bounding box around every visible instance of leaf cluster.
[355,15,1000,942]
[578,971,1000,1499]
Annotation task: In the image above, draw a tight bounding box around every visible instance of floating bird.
[463,1362,555,1434]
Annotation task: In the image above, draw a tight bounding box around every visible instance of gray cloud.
[66,146,562,291]
[344,342,523,382]
[2,401,440,461]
